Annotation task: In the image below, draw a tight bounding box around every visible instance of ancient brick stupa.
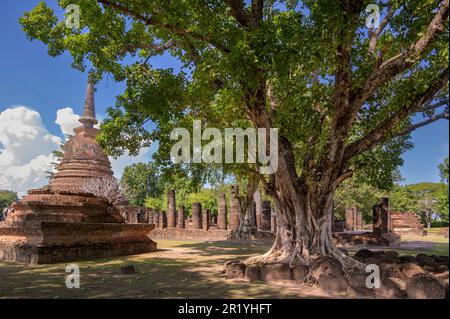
[0,82,157,264]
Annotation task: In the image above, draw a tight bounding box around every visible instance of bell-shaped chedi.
[50,82,113,192]
[0,82,157,264]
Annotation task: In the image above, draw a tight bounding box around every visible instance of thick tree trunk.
[248,137,357,268]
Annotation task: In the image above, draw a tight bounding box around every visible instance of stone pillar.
[217,192,228,230]
[260,201,271,231]
[254,189,262,230]
[203,208,210,231]
[381,197,391,233]
[230,186,241,232]
[167,189,176,228]
[177,206,185,229]
[356,210,363,230]
[373,205,382,235]
[192,203,202,229]
[159,211,167,229]
[345,205,358,231]
[153,210,160,228]
[148,210,154,225]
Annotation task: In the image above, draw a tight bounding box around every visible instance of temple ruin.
[0,82,157,264]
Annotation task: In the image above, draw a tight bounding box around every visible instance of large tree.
[21,0,449,267]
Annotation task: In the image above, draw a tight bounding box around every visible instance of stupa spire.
[79,81,98,128]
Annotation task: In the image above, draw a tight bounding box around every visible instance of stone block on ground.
[401,263,425,280]
[120,265,137,275]
[406,273,446,299]
[309,256,343,281]
[377,277,406,299]
[291,264,309,282]
[260,263,292,281]
[225,261,246,279]
[380,263,402,279]
[415,254,436,268]
[245,265,261,282]
[318,274,349,292]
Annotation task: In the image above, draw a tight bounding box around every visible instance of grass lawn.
[0,231,448,299]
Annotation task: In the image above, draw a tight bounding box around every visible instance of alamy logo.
[170,121,279,174]
[65,263,80,289]
[365,4,380,29]
[365,264,380,289]
[65,4,80,29]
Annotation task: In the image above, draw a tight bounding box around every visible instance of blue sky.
[0,0,448,189]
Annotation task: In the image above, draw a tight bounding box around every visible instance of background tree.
[435,157,449,224]
[439,157,449,183]
[0,190,17,211]
[21,0,449,268]
[334,179,383,224]
[121,162,163,206]
[389,185,419,212]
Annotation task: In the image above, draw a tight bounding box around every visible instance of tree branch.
[251,0,264,27]
[97,0,231,53]
[395,111,449,137]
[352,0,449,111]
[225,0,251,27]
[368,5,395,55]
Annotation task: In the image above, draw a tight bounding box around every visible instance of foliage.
[439,157,449,184]
[18,0,448,194]
[334,179,383,223]
[144,196,164,211]
[389,185,419,212]
[435,157,449,223]
[120,162,163,206]
[0,190,17,211]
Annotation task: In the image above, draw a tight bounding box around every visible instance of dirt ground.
[0,232,448,299]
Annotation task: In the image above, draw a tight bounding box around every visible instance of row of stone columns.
[148,188,276,232]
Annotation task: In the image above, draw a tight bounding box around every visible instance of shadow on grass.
[0,241,315,299]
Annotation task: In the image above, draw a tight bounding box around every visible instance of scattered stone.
[261,263,292,281]
[355,249,375,261]
[432,255,449,266]
[309,256,343,281]
[401,263,424,280]
[380,263,402,279]
[416,254,436,267]
[120,265,137,275]
[382,251,400,264]
[424,264,448,274]
[345,270,375,297]
[245,265,261,282]
[399,255,416,264]
[406,273,446,299]
[291,264,309,282]
[378,277,406,299]
[224,260,240,268]
[225,261,246,279]
[318,274,349,292]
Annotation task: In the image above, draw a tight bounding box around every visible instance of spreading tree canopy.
[20,0,449,267]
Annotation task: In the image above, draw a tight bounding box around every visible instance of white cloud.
[0,106,60,195]
[110,147,152,179]
[0,106,152,195]
[55,107,80,136]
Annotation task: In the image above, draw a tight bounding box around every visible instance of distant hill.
[405,182,447,199]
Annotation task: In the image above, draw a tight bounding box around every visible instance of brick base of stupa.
[0,189,157,264]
